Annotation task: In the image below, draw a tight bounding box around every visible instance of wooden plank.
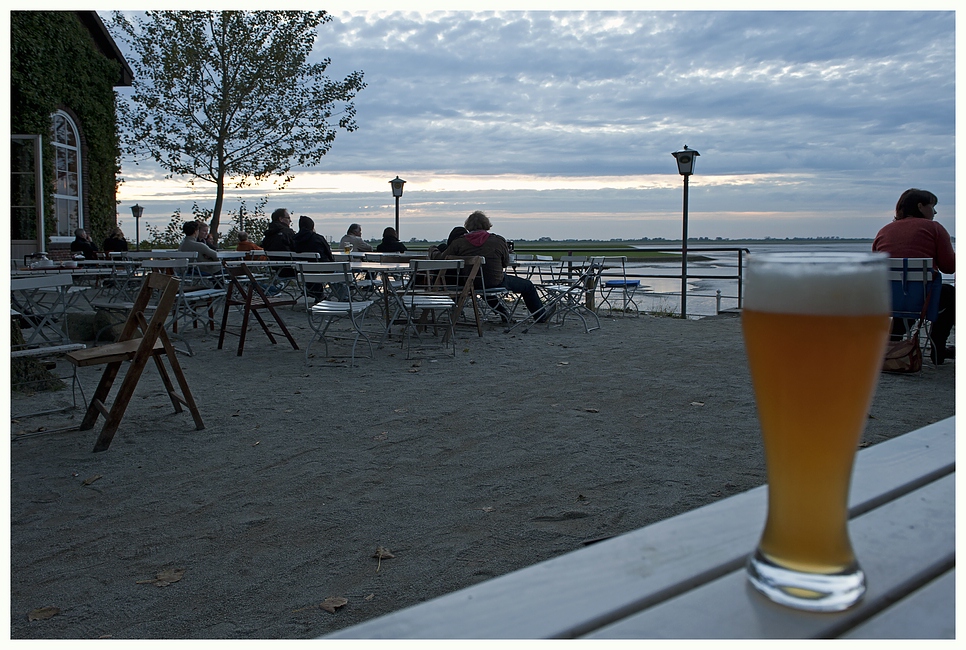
[11,343,86,358]
[842,569,954,639]
[326,418,954,639]
[585,474,954,639]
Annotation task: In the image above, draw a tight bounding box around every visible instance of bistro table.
[326,416,954,639]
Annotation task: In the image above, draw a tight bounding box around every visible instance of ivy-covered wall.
[10,11,123,245]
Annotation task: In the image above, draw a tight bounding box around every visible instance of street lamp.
[671,145,700,318]
[130,203,144,251]
[389,176,406,239]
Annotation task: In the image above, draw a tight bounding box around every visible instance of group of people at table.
[220,207,554,324]
[72,207,552,326]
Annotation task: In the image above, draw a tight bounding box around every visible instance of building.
[10,11,132,262]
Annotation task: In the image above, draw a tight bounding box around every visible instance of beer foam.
[744,252,891,315]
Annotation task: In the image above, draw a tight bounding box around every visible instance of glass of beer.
[343,243,353,254]
[742,252,890,612]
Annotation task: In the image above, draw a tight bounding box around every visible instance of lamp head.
[671,145,700,176]
[130,203,144,219]
[390,176,406,198]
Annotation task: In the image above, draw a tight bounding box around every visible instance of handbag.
[882,283,932,374]
[882,334,922,373]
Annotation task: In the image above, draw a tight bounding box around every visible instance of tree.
[110,10,366,241]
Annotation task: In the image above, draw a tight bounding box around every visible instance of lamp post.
[671,146,699,319]
[130,203,144,251]
[389,176,406,239]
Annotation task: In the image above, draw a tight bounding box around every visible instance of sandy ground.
[7,308,956,639]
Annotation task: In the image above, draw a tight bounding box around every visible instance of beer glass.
[742,252,891,611]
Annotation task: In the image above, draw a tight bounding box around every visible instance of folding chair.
[140,258,224,355]
[888,257,942,363]
[597,256,641,316]
[218,262,299,356]
[66,272,205,452]
[512,257,605,334]
[435,255,484,338]
[390,259,463,358]
[300,261,377,367]
[470,258,526,325]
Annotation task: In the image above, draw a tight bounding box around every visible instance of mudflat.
[8,312,954,638]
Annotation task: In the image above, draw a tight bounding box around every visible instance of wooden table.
[325,416,954,639]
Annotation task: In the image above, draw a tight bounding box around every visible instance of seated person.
[429,227,469,286]
[197,222,216,249]
[873,188,956,364]
[102,227,129,253]
[339,223,374,252]
[235,231,265,259]
[294,216,341,299]
[179,221,219,262]
[70,228,99,260]
[293,216,335,261]
[261,208,296,252]
[376,227,407,253]
[444,211,551,323]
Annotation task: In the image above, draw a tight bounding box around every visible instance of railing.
[512,246,750,318]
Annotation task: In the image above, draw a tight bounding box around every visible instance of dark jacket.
[293,229,334,262]
[376,235,407,253]
[70,237,98,260]
[261,221,296,251]
[102,236,128,253]
[444,230,509,288]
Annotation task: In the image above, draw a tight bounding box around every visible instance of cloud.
[109,9,956,240]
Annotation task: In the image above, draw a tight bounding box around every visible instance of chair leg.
[157,329,205,431]
[150,349,185,415]
[91,348,155,452]
[79,360,123,431]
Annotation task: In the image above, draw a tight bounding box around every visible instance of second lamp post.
[389,176,406,239]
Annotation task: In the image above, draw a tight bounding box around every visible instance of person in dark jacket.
[102,227,129,253]
[445,211,550,322]
[260,208,296,251]
[376,227,407,253]
[293,216,334,261]
[70,228,98,259]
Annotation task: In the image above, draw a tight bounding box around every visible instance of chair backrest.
[265,251,295,261]
[116,272,182,343]
[292,251,321,261]
[299,261,354,304]
[888,257,941,322]
[126,251,199,260]
[410,259,464,290]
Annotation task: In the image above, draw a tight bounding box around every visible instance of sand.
[7,310,955,639]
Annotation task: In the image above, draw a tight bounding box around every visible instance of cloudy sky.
[108,6,957,243]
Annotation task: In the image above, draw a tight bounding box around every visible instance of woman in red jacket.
[873,188,956,364]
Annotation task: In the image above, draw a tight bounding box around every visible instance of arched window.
[51,111,83,237]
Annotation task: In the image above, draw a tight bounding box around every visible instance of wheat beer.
[742,252,890,611]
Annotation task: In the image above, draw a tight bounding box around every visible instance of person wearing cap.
[339,223,373,252]
[293,215,334,262]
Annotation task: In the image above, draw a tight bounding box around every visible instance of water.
[622,241,881,318]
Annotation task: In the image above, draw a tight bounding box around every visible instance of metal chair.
[390,259,463,358]
[299,261,377,367]
[597,256,640,316]
[888,257,942,363]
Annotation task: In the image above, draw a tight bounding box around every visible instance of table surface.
[326,416,955,639]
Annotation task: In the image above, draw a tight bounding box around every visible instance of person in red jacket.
[873,188,956,363]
